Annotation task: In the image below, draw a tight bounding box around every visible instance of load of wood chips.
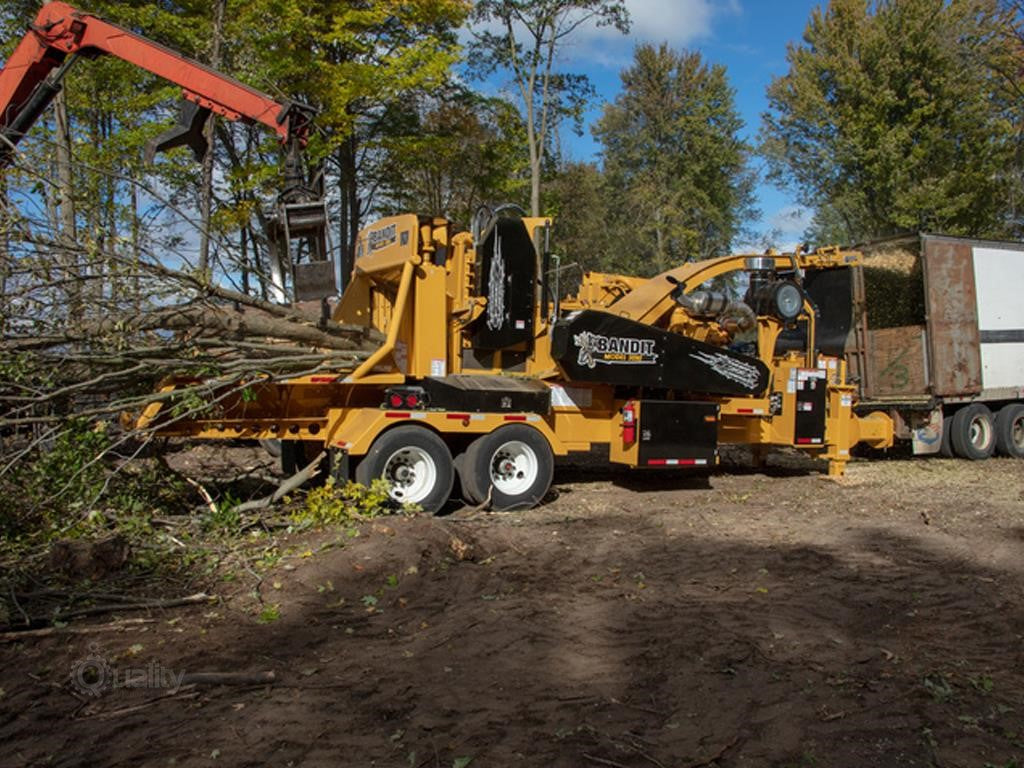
[860,243,927,330]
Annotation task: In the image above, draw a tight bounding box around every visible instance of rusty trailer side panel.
[866,325,929,397]
[920,238,982,397]
[852,233,1024,404]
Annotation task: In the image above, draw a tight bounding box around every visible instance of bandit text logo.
[573,331,659,368]
[367,222,398,252]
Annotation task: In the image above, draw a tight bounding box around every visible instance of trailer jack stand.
[827,459,847,477]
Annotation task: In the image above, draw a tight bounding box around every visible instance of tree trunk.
[526,98,541,217]
[53,88,81,324]
[336,135,360,290]
[130,155,142,310]
[530,157,541,217]
[0,173,8,336]
[198,0,226,278]
[240,225,250,296]
[64,305,374,352]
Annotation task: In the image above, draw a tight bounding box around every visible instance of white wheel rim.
[1012,415,1024,450]
[382,446,437,504]
[969,416,992,450]
[488,440,538,496]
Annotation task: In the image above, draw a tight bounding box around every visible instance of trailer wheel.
[994,403,1024,458]
[949,403,995,460]
[460,425,553,511]
[355,426,454,513]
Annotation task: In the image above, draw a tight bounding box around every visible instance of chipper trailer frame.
[139,213,894,512]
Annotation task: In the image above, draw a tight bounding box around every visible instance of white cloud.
[769,204,812,236]
[564,0,741,66]
[581,0,712,45]
[464,1,741,70]
[735,204,812,252]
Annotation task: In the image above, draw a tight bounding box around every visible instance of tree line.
[2,0,1022,301]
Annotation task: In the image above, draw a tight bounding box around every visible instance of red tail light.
[405,394,419,408]
[389,393,403,408]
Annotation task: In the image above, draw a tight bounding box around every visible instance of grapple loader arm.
[0,1,313,166]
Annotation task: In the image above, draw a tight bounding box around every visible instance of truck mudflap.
[551,310,770,397]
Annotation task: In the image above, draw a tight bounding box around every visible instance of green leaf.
[257,604,281,624]
[761,0,1023,243]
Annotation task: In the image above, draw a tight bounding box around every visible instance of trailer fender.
[325,407,567,457]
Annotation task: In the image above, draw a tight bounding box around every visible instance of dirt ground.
[3,449,1024,768]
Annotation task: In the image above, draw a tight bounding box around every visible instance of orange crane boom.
[0,2,332,303]
[0,1,313,166]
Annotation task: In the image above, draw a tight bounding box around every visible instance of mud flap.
[911,408,943,455]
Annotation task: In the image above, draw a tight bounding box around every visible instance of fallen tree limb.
[137,258,374,341]
[5,304,375,353]
[55,592,214,621]
[0,618,155,643]
[179,671,276,686]
[184,476,218,516]
[0,592,214,632]
[232,451,327,514]
[84,686,200,721]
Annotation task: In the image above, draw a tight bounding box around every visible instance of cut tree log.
[232,451,327,514]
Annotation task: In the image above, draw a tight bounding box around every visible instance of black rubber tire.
[355,426,454,514]
[994,403,1024,458]
[949,403,995,460]
[939,409,954,458]
[452,452,475,504]
[460,425,554,511]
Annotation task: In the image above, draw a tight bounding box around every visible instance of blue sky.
[517,0,823,248]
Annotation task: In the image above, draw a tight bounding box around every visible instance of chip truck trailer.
[842,234,1024,460]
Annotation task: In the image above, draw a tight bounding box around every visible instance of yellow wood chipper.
[140,212,893,512]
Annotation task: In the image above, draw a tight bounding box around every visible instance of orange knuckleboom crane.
[0,1,330,302]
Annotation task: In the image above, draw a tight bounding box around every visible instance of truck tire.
[939,411,954,458]
[452,452,471,502]
[355,426,454,513]
[949,403,996,460]
[460,425,554,511]
[994,403,1024,458]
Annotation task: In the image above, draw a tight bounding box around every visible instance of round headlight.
[773,281,803,321]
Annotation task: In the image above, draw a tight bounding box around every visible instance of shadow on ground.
[3,462,1024,768]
